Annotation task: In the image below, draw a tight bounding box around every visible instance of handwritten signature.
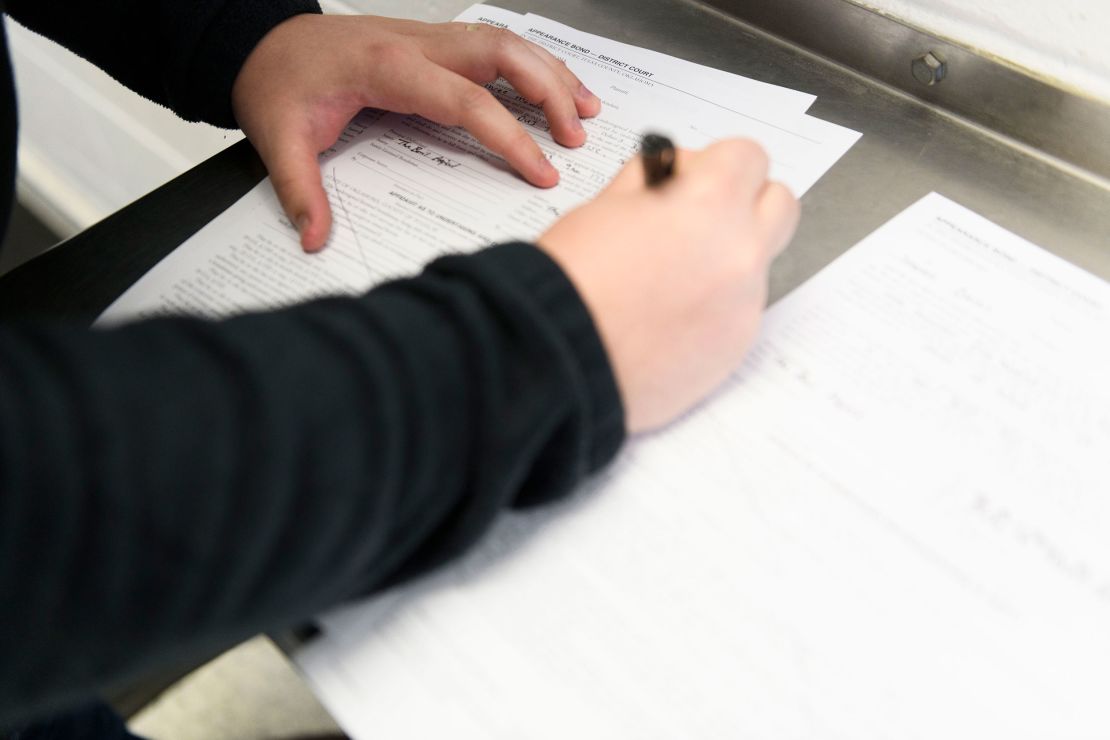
[390,132,462,169]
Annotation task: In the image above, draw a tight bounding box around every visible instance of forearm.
[0,243,623,727]
[5,0,320,126]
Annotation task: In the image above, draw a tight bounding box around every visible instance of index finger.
[427,23,600,116]
[518,39,602,118]
[409,61,560,187]
[418,27,590,150]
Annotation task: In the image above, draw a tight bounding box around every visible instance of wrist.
[228,8,323,128]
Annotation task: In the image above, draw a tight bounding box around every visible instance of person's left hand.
[232,13,602,252]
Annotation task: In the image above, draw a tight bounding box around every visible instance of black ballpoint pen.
[641,133,676,187]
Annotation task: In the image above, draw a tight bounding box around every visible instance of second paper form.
[299,193,1110,739]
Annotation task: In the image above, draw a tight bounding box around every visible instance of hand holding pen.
[539,137,798,432]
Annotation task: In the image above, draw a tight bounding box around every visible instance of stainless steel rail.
[699,0,1110,184]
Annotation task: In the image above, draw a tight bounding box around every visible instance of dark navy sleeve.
[5,0,322,127]
[0,242,625,728]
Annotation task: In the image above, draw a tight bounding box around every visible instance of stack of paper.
[98,4,859,321]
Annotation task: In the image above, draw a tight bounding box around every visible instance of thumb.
[260,135,333,252]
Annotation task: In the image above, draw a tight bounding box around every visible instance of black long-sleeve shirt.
[0,0,625,729]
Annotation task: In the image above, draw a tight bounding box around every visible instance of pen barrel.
[641,133,676,187]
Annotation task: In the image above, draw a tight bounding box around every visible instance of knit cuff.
[177,0,321,127]
[478,243,626,474]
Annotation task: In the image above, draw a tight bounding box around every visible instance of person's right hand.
[538,139,799,433]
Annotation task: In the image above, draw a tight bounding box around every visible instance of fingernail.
[577,84,598,101]
[571,117,584,133]
[295,213,310,236]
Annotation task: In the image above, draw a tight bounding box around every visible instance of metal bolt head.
[911,52,947,86]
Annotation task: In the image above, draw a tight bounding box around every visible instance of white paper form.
[99,6,858,323]
[520,10,817,116]
[297,194,1110,739]
[454,4,818,117]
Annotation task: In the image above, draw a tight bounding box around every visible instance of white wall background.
[8,0,1109,239]
[859,0,1110,103]
[10,24,244,236]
